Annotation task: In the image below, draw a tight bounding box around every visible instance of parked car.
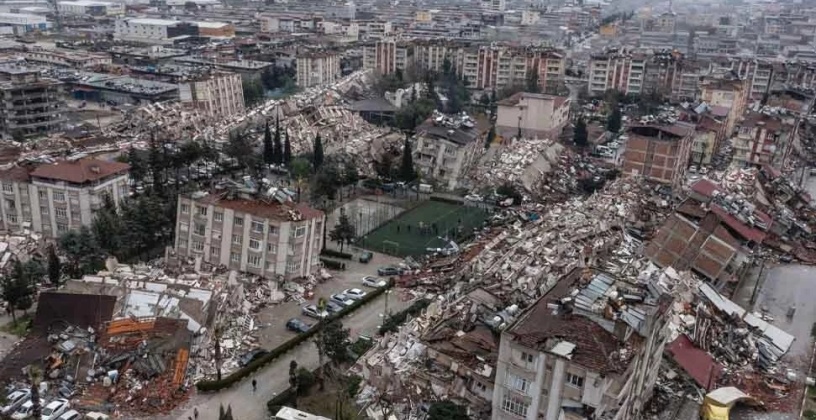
[343,288,367,300]
[57,410,81,420]
[302,304,329,319]
[12,400,33,419]
[1,390,30,415]
[377,266,403,276]
[286,318,311,333]
[359,251,373,263]
[780,254,793,263]
[361,276,387,288]
[330,293,355,307]
[238,349,269,367]
[464,194,483,202]
[325,301,344,314]
[41,398,70,420]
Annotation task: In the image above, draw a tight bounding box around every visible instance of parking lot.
[253,250,409,349]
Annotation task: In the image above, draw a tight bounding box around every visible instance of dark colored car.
[377,266,403,276]
[286,318,311,333]
[238,349,269,367]
[325,301,344,314]
[359,251,373,263]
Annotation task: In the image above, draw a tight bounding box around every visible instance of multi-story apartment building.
[491,268,671,420]
[0,63,64,141]
[115,18,232,44]
[359,20,393,40]
[622,123,694,188]
[495,92,570,140]
[0,13,49,34]
[22,47,112,69]
[174,190,325,279]
[0,158,130,237]
[413,117,487,191]
[700,75,749,140]
[295,52,340,88]
[178,72,244,119]
[362,40,408,75]
[57,0,124,16]
[731,110,796,168]
[587,50,646,96]
[481,0,506,12]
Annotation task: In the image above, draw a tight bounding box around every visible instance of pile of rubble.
[0,231,44,270]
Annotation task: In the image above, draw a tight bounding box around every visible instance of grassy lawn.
[358,200,489,257]
[0,313,32,337]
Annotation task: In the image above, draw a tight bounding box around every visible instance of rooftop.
[628,122,694,140]
[496,91,569,108]
[125,18,183,26]
[30,158,129,184]
[507,268,670,374]
[189,191,324,222]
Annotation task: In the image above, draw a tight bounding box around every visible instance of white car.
[12,400,33,419]
[2,390,30,415]
[362,276,387,288]
[58,410,82,420]
[41,398,70,420]
[464,194,483,202]
[343,288,367,300]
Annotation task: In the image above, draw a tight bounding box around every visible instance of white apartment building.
[362,41,407,75]
[496,93,570,140]
[360,21,393,40]
[587,51,646,96]
[492,269,670,420]
[413,119,487,191]
[521,10,540,25]
[296,52,340,88]
[174,191,325,279]
[179,72,244,119]
[0,159,130,237]
[481,0,506,11]
[114,18,197,44]
[58,0,124,16]
[0,12,49,33]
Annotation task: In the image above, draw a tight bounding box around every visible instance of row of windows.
[180,239,301,272]
[181,204,287,236]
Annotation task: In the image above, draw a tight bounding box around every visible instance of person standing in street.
[193,407,199,419]
[252,378,258,393]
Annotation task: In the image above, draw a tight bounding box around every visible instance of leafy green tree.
[607,104,622,133]
[398,136,416,182]
[242,79,264,106]
[296,368,315,395]
[262,121,274,165]
[320,320,350,365]
[313,134,324,170]
[46,244,60,287]
[574,117,589,147]
[343,161,359,188]
[289,360,300,407]
[119,194,173,261]
[283,131,292,166]
[375,153,395,180]
[273,119,284,165]
[126,147,146,188]
[58,226,104,279]
[1,262,35,323]
[312,162,341,201]
[428,401,469,420]
[91,194,123,257]
[329,208,355,252]
[225,130,258,175]
[485,125,496,149]
[218,404,234,420]
[147,135,165,196]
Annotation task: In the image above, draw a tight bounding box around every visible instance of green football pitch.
[358,200,489,257]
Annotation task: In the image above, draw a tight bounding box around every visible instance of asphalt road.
[165,289,410,420]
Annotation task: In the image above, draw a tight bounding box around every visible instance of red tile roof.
[710,205,768,243]
[666,334,722,390]
[691,179,723,198]
[193,192,324,222]
[30,159,130,184]
[0,165,31,183]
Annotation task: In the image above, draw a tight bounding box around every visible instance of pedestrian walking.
[194,408,199,419]
[252,378,257,393]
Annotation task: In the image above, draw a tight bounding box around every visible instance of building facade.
[413,118,487,191]
[57,0,124,16]
[362,40,407,75]
[622,123,694,188]
[732,111,796,168]
[296,52,340,88]
[491,268,671,420]
[588,50,646,96]
[174,192,325,279]
[179,72,244,119]
[0,63,64,140]
[0,159,130,237]
[495,92,570,140]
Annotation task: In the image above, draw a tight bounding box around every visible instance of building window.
[267,243,277,253]
[230,251,240,263]
[566,372,584,388]
[214,211,223,222]
[249,239,261,250]
[40,206,48,215]
[38,189,47,200]
[268,226,278,236]
[251,220,264,233]
[55,208,67,218]
[192,241,204,252]
[294,226,307,238]
[181,204,190,214]
[53,191,65,202]
[178,238,188,248]
[506,373,530,394]
[2,183,12,192]
[234,216,243,227]
[7,214,17,223]
[248,254,261,267]
[501,394,529,417]
[231,234,242,245]
[56,223,67,233]
[265,261,275,271]
[286,260,301,272]
[210,246,220,257]
[197,206,208,216]
[520,351,535,365]
[194,224,206,236]
[474,381,487,393]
